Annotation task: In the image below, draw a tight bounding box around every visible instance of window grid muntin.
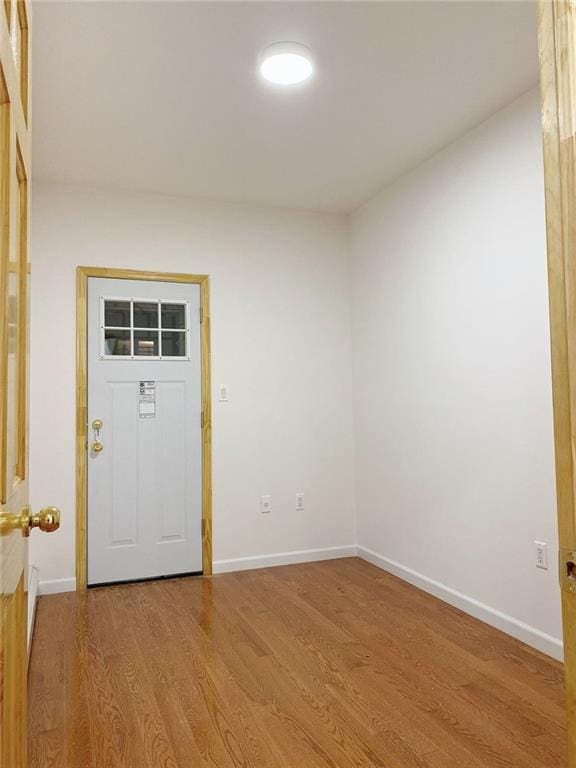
[100,296,190,360]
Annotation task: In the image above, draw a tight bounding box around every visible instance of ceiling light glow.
[260,42,313,85]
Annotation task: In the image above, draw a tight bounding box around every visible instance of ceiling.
[32,1,539,213]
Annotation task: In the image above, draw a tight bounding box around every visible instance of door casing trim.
[75,266,213,590]
[538,1,576,761]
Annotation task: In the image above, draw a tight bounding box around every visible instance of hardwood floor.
[28,557,566,767]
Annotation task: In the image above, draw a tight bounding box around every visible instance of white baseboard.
[213,545,357,574]
[39,577,77,595]
[33,549,562,661]
[357,545,564,662]
[38,551,357,587]
[27,566,40,654]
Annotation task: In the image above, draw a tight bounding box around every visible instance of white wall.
[349,88,562,653]
[29,183,356,586]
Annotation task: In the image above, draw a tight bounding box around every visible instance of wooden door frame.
[538,1,576,763]
[75,266,213,590]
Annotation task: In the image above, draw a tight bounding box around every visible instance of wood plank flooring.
[28,557,567,767]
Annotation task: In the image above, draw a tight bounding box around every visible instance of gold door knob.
[92,440,104,453]
[26,506,61,536]
[0,505,61,537]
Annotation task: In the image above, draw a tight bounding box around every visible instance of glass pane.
[134,330,159,356]
[161,331,186,357]
[6,269,18,485]
[104,300,130,327]
[134,302,159,328]
[104,329,131,356]
[161,303,186,329]
[15,177,27,480]
[10,1,20,74]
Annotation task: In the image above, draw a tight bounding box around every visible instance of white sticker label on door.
[139,381,156,418]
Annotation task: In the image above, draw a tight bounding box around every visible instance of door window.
[100,297,189,360]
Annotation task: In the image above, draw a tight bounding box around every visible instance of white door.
[87,277,203,585]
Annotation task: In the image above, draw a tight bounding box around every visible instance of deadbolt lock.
[560,547,576,594]
[92,419,103,431]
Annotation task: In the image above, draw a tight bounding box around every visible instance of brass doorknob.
[92,440,104,453]
[26,506,61,536]
[0,505,61,537]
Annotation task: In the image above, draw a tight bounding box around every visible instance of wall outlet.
[261,495,272,514]
[296,493,304,511]
[535,541,548,570]
[218,384,229,402]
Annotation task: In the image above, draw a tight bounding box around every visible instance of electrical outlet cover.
[535,541,548,570]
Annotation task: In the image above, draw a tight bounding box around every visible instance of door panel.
[109,381,139,546]
[157,381,188,540]
[0,5,29,765]
[87,277,202,585]
[0,7,60,764]
[538,1,576,764]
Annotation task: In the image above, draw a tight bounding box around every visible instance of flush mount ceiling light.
[260,42,314,85]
